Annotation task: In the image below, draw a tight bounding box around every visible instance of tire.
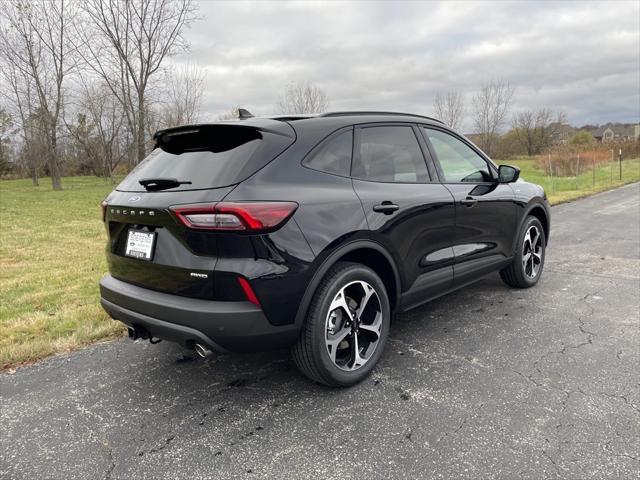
[500,215,546,288]
[292,261,391,387]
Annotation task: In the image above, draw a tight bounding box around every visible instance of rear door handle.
[460,197,478,207]
[373,202,399,215]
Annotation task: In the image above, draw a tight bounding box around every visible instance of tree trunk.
[49,154,62,189]
[49,125,62,190]
[137,94,146,163]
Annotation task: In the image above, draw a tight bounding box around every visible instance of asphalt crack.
[541,439,561,478]
[604,440,640,463]
[137,436,175,457]
[512,369,544,388]
[599,391,640,415]
[527,287,602,385]
[104,442,116,480]
[435,403,484,446]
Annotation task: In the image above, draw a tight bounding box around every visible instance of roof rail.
[319,111,444,124]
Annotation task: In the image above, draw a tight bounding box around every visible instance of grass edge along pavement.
[0,177,125,370]
[0,159,638,369]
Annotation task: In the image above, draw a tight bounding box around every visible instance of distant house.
[592,123,640,142]
[549,123,576,145]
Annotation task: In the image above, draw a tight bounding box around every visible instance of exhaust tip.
[194,343,213,358]
[128,326,149,341]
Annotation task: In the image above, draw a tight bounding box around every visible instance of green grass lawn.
[1,162,639,369]
[0,176,125,369]
[503,157,640,204]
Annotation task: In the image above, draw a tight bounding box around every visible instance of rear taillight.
[101,200,108,222]
[170,202,298,232]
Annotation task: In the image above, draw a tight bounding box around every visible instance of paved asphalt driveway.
[2,183,639,480]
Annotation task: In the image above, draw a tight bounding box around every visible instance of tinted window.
[303,129,352,176]
[425,128,492,183]
[117,125,293,192]
[353,126,429,183]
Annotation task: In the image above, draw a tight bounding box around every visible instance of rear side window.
[303,129,352,176]
[352,126,429,183]
[116,125,293,192]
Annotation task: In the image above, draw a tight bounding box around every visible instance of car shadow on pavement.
[108,275,509,407]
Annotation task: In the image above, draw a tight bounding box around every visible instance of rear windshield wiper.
[139,178,192,191]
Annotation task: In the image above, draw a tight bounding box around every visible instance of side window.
[303,129,352,176]
[424,128,493,183]
[353,126,429,183]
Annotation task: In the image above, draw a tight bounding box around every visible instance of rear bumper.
[99,275,299,352]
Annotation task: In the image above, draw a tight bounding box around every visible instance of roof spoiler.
[153,125,262,154]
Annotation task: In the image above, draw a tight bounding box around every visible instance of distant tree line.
[0,0,200,188]
[0,2,633,186]
[268,78,599,161]
[428,80,631,160]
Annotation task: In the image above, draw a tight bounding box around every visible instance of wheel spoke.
[328,289,352,319]
[350,332,365,371]
[326,326,351,363]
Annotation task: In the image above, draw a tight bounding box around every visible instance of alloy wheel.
[522,225,543,278]
[325,280,383,371]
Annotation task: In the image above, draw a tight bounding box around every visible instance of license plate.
[125,230,156,261]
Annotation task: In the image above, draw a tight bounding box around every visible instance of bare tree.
[433,92,465,130]
[1,58,42,184]
[0,107,12,174]
[160,65,205,128]
[66,82,128,179]
[472,80,515,157]
[512,109,567,156]
[0,0,76,189]
[217,106,241,121]
[275,81,329,114]
[78,0,197,164]
[18,110,49,183]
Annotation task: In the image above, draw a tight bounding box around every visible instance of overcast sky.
[170,0,640,129]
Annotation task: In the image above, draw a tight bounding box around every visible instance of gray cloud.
[169,0,640,128]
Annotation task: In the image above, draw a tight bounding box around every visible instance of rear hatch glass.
[116,124,294,192]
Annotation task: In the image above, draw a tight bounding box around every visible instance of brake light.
[237,276,261,307]
[101,200,108,222]
[170,202,298,232]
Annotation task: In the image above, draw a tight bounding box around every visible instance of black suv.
[100,111,550,387]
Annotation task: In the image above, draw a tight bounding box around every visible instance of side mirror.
[498,164,520,183]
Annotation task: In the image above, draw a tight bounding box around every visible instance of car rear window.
[116,125,293,192]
